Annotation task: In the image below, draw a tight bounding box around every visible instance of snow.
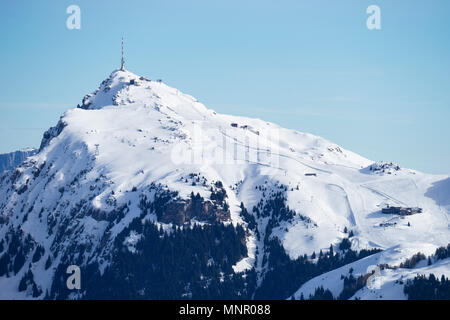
[0,68,449,299]
[124,230,142,254]
[292,242,443,300]
[354,258,450,300]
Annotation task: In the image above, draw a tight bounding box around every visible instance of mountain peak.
[1,67,448,300]
[78,69,212,125]
[79,69,142,110]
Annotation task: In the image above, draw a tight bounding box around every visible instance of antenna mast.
[121,37,125,71]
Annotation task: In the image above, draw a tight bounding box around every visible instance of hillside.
[0,69,448,299]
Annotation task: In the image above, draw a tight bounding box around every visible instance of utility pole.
[121,37,125,71]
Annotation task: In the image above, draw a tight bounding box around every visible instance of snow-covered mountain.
[0,149,37,175]
[0,69,448,299]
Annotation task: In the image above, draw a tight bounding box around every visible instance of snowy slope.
[291,242,442,299]
[353,257,450,300]
[0,69,448,299]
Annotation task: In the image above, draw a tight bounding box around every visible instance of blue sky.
[0,0,449,173]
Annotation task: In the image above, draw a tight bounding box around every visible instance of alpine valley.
[0,69,449,300]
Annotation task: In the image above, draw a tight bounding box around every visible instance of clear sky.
[0,0,449,174]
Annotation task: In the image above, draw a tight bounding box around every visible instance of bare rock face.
[161,197,230,225]
[161,201,190,225]
[143,181,231,225]
[39,120,66,151]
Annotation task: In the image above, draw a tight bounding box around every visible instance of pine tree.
[45,255,52,270]
[339,238,351,251]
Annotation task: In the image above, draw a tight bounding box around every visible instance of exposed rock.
[161,197,230,225]
[39,119,67,151]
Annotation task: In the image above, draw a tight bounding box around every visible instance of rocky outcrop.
[161,197,230,225]
[39,119,66,151]
[139,184,231,226]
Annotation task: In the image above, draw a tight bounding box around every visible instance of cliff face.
[0,149,37,175]
[160,197,230,225]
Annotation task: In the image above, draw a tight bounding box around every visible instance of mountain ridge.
[0,148,38,175]
[0,68,448,299]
